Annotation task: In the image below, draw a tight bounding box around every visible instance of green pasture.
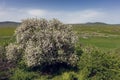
[1,25,120,50]
[0,27,16,37]
[80,37,120,50]
[0,27,16,45]
[73,24,120,35]
[72,24,120,50]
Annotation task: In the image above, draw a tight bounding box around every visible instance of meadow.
[0,27,15,46]
[72,24,120,50]
[1,23,120,80]
[1,24,120,49]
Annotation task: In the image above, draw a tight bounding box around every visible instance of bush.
[78,46,120,80]
[10,68,39,80]
[0,46,5,60]
[6,43,22,62]
[0,46,16,80]
[6,18,79,68]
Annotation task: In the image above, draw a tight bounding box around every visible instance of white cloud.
[27,9,46,16]
[0,6,112,23]
[58,10,104,23]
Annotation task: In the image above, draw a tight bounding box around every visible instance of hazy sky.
[0,0,120,23]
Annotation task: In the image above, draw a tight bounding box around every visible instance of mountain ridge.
[0,21,120,27]
[0,21,20,27]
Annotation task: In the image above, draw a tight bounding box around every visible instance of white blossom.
[6,18,79,67]
[6,43,21,61]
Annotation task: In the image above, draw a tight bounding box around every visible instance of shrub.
[0,46,16,80]
[6,43,22,62]
[10,68,39,80]
[0,46,5,59]
[78,46,120,80]
[6,18,79,68]
[50,71,78,80]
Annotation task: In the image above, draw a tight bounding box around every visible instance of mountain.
[85,22,108,25]
[71,22,120,28]
[0,21,120,28]
[0,21,20,27]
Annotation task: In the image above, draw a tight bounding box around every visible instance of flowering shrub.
[0,46,4,55]
[6,18,79,68]
[0,46,16,80]
[6,43,22,61]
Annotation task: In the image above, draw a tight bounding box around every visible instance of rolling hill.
[0,21,20,27]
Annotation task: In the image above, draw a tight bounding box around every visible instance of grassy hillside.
[72,24,120,50]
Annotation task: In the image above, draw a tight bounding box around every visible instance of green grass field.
[80,37,120,50]
[1,25,120,50]
[0,27,16,37]
[0,27,16,45]
[72,24,120,50]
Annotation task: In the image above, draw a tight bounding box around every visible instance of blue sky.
[0,0,120,23]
